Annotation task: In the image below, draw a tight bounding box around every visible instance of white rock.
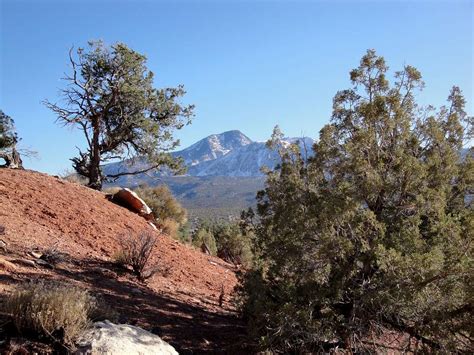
[0,239,7,253]
[75,321,178,355]
[30,251,43,259]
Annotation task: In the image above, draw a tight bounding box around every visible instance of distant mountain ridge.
[104,130,315,220]
[104,130,315,181]
[178,130,253,167]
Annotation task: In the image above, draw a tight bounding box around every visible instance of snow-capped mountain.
[186,136,315,177]
[177,130,252,166]
[104,130,315,181]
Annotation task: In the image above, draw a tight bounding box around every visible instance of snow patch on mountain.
[104,130,315,180]
[175,130,252,166]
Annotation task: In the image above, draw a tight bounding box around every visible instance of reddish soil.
[0,169,247,353]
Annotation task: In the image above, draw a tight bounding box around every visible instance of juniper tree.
[0,110,22,168]
[44,41,194,190]
[239,50,473,353]
[0,110,17,150]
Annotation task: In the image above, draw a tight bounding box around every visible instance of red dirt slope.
[0,169,245,353]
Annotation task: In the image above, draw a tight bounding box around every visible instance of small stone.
[12,259,37,268]
[30,251,43,259]
[93,267,117,278]
[35,258,54,268]
[0,239,7,253]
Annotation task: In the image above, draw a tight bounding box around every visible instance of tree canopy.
[44,41,194,190]
[239,50,473,353]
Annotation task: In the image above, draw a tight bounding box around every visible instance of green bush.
[191,220,254,266]
[213,223,253,267]
[238,50,473,353]
[192,228,217,256]
[3,281,97,345]
[177,221,192,244]
[134,185,187,226]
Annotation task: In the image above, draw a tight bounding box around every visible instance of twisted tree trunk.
[0,147,23,169]
[87,118,103,190]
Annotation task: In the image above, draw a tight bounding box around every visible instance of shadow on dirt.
[1,254,249,354]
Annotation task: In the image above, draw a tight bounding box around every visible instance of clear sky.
[1,0,472,174]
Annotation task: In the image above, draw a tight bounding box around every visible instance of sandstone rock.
[75,321,178,355]
[30,251,43,259]
[35,258,54,268]
[0,239,7,253]
[12,259,37,268]
[110,188,154,221]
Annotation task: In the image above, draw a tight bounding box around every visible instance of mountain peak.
[177,130,252,166]
[207,130,252,145]
[103,131,315,180]
[206,129,251,140]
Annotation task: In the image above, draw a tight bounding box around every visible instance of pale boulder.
[75,321,178,355]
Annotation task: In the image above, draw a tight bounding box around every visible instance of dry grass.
[161,218,179,239]
[2,281,96,345]
[41,242,66,265]
[115,231,158,281]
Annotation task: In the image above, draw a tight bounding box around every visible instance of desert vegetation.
[44,41,194,190]
[1,5,471,351]
[114,231,159,281]
[2,281,98,348]
[192,226,218,256]
[134,184,188,240]
[131,185,256,267]
[237,50,473,353]
[189,220,254,267]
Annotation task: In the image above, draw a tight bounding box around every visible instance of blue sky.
[1,0,472,174]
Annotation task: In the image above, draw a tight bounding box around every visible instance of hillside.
[0,169,245,353]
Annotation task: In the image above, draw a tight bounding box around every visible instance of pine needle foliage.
[238,50,473,353]
[44,41,194,190]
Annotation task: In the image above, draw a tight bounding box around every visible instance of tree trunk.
[0,147,23,169]
[88,160,102,190]
[88,119,102,190]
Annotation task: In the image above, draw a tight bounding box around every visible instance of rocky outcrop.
[75,321,178,355]
[109,188,154,221]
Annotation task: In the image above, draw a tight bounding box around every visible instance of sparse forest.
[1,0,472,351]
